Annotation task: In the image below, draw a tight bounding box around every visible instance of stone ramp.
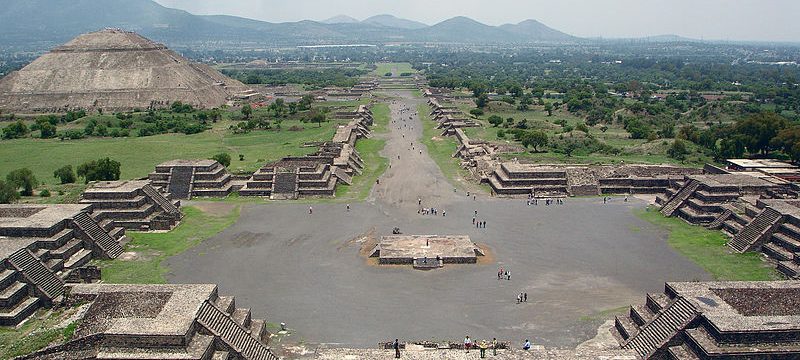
[7,249,64,302]
[271,172,298,200]
[660,181,699,217]
[622,297,697,359]
[142,184,181,217]
[168,166,195,200]
[728,208,783,253]
[197,301,279,360]
[72,212,123,259]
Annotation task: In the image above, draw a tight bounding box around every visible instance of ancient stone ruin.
[18,283,278,360]
[239,105,373,199]
[80,180,182,231]
[0,29,252,113]
[149,160,236,200]
[0,204,125,326]
[370,235,484,269]
[613,280,800,359]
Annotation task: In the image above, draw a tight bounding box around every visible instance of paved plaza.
[166,91,710,349]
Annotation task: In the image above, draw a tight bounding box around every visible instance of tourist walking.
[346,204,350,212]
[479,340,488,358]
[394,339,401,358]
[492,338,498,356]
[523,339,531,351]
[308,206,313,215]
[507,271,511,280]
[524,292,528,302]
[465,336,472,353]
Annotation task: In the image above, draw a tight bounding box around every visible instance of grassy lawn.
[334,102,390,200]
[95,205,241,284]
[417,103,470,190]
[373,62,416,76]
[0,118,345,183]
[636,207,781,281]
[0,308,80,359]
[460,101,713,167]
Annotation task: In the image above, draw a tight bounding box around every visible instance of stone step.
[46,258,65,273]
[0,269,17,289]
[50,238,84,260]
[0,297,40,326]
[216,296,235,314]
[667,344,700,360]
[615,314,638,340]
[97,333,214,360]
[8,250,64,301]
[0,281,28,308]
[763,242,794,262]
[249,318,267,343]
[773,232,800,252]
[35,228,75,250]
[212,351,231,360]
[646,293,669,314]
[630,304,654,326]
[232,307,252,328]
[777,260,800,278]
[63,249,92,269]
[781,222,800,239]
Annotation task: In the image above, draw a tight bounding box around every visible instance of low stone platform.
[370,235,483,266]
[80,180,182,231]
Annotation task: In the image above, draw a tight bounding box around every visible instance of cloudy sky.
[154,0,800,42]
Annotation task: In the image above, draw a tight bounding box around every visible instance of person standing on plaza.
[394,339,401,358]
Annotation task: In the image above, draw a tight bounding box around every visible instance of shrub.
[488,115,503,127]
[668,139,690,160]
[211,153,231,167]
[0,180,20,203]
[469,108,484,117]
[2,121,29,139]
[40,189,51,197]
[6,168,38,196]
[77,158,121,183]
[59,129,84,140]
[53,165,77,184]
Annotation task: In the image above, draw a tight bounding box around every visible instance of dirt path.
[369,90,458,211]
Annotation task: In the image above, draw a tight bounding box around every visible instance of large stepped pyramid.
[0,29,252,113]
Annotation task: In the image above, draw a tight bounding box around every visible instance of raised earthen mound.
[0,29,248,113]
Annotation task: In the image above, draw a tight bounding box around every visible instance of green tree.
[475,93,489,108]
[53,165,77,184]
[0,180,20,204]
[7,168,38,196]
[734,112,788,155]
[521,131,549,152]
[488,115,503,127]
[668,139,690,160]
[2,121,29,139]
[469,108,484,117]
[77,158,121,183]
[211,153,232,167]
[544,103,553,116]
[241,104,253,120]
[308,111,326,128]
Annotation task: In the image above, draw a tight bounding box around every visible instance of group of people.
[463,336,499,358]
[602,196,629,204]
[517,292,528,304]
[526,196,565,206]
[497,267,511,280]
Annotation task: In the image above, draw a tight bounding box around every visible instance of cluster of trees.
[234,96,321,134]
[0,158,122,204]
[224,68,367,88]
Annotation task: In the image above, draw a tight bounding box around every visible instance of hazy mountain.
[415,16,514,43]
[363,14,427,30]
[0,0,580,49]
[499,20,574,41]
[321,15,360,24]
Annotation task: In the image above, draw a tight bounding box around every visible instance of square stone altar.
[370,235,483,266]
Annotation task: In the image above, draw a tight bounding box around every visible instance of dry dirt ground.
[166,91,709,350]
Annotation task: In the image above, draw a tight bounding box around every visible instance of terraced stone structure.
[0,204,125,326]
[486,162,696,197]
[0,29,250,113]
[19,284,278,360]
[80,180,182,231]
[240,106,373,199]
[370,235,484,268]
[149,159,235,200]
[656,173,791,226]
[613,281,800,359]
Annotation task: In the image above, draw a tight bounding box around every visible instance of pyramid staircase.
[660,180,699,217]
[728,208,783,253]
[72,212,123,259]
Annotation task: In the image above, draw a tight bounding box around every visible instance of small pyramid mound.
[0,29,249,113]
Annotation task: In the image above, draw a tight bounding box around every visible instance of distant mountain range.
[0,0,578,49]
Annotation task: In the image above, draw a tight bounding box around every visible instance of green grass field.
[636,207,781,281]
[95,205,241,284]
[462,101,713,167]
[0,307,79,359]
[418,103,471,189]
[373,62,416,77]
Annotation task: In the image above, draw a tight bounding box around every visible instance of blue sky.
[154,0,800,42]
